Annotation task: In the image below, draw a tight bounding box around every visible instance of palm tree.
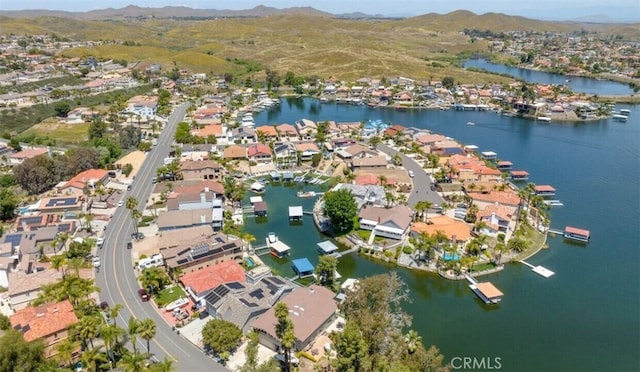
[81,345,109,372]
[100,324,125,368]
[404,330,422,354]
[108,304,124,330]
[67,257,85,277]
[125,196,141,234]
[137,318,157,355]
[50,255,66,273]
[127,316,140,353]
[118,350,149,372]
[55,338,78,367]
[275,302,295,372]
[74,315,100,350]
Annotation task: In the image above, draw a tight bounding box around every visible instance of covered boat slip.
[317,240,339,255]
[563,226,590,243]
[470,282,504,304]
[269,240,291,258]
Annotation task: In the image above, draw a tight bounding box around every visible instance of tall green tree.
[339,272,447,371]
[315,254,339,291]
[323,188,358,235]
[274,302,295,372]
[201,319,242,358]
[127,316,140,353]
[0,329,50,372]
[330,321,371,372]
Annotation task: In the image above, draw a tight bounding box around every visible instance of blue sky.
[1,0,638,21]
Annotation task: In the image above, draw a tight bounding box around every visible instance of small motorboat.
[268,232,277,244]
[466,121,475,126]
[165,297,189,312]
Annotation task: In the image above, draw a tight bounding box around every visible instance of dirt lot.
[354,167,412,185]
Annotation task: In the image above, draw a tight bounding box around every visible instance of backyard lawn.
[155,285,186,308]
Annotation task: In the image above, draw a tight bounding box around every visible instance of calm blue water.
[250,98,639,371]
[464,59,635,95]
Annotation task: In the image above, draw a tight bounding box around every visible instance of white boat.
[268,232,277,244]
[466,121,475,126]
[164,297,189,312]
[612,114,628,122]
[537,116,551,122]
[296,191,316,198]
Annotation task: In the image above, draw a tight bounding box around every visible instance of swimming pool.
[443,253,460,261]
[245,257,255,268]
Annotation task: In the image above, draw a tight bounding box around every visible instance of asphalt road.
[96,103,226,371]
[376,143,444,208]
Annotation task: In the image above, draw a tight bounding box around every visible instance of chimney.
[200,192,206,204]
[204,187,210,193]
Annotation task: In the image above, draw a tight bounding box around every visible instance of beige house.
[7,269,63,310]
[180,159,225,181]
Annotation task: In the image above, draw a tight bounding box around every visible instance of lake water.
[464,59,635,95]
[248,98,639,371]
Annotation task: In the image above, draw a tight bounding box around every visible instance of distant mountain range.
[0,4,635,23]
[0,5,394,20]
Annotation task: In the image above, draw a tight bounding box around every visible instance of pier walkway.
[548,228,564,235]
[520,260,555,278]
[464,273,478,285]
[333,246,360,258]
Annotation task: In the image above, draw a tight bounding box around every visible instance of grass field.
[21,120,89,144]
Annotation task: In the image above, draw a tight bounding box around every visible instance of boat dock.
[543,200,564,207]
[332,246,360,258]
[520,260,555,278]
[465,273,503,304]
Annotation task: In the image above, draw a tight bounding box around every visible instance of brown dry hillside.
[2,11,637,82]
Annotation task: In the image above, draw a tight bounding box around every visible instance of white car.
[117,200,124,207]
[408,170,415,178]
[92,256,101,268]
[96,237,105,248]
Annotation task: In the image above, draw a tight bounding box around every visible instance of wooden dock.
[548,228,564,235]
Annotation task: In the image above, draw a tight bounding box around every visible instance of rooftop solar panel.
[4,234,22,247]
[20,216,43,225]
[249,289,264,300]
[215,237,224,243]
[239,298,258,307]
[227,282,245,290]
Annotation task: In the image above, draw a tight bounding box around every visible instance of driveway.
[376,143,444,208]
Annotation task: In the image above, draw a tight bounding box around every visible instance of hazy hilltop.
[1,7,637,81]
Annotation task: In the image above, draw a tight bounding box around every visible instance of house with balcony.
[295,119,317,140]
[9,147,49,166]
[247,143,273,164]
[294,142,320,162]
[125,95,158,120]
[358,204,413,240]
[230,127,256,144]
[273,143,297,168]
[276,124,300,142]
[256,126,279,142]
[7,269,63,310]
[159,225,244,275]
[180,159,224,181]
[476,204,517,236]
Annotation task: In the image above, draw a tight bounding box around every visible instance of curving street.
[376,143,444,208]
[95,102,226,371]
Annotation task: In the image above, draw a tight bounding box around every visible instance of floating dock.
[543,200,564,207]
[520,260,555,278]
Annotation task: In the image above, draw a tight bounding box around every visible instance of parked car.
[138,288,150,302]
[92,256,101,268]
[131,232,145,240]
[126,241,133,250]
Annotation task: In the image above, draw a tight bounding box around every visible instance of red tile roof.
[180,260,246,295]
[64,168,109,190]
[10,300,78,342]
